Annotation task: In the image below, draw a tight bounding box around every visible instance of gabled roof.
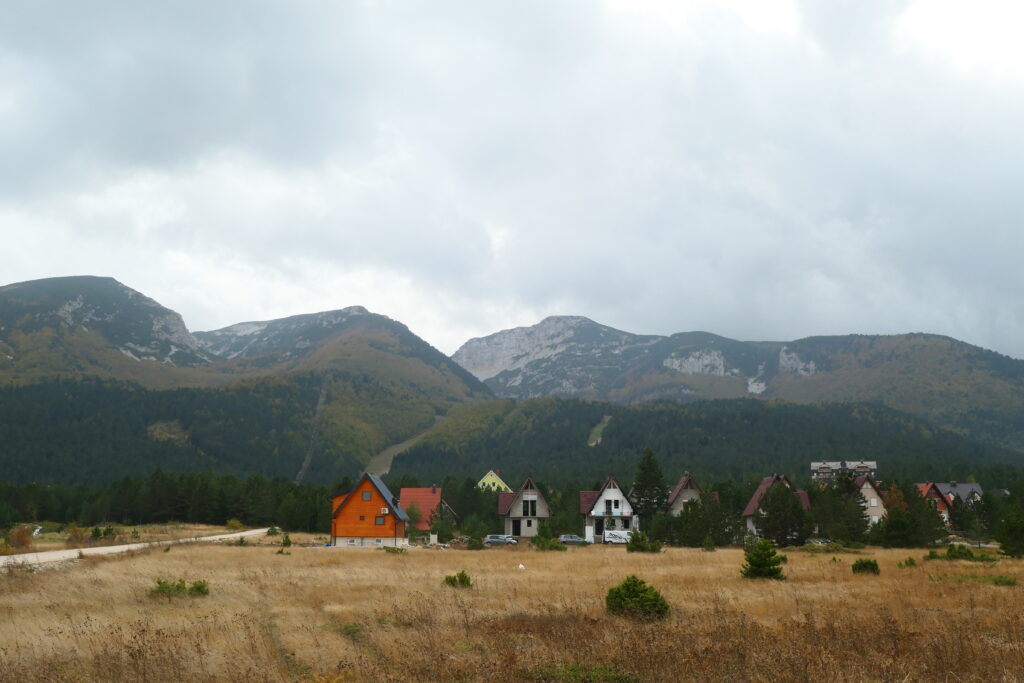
[935,482,983,503]
[667,474,702,506]
[579,475,625,516]
[499,477,549,516]
[333,473,410,522]
[742,474,809,517]
[399,487,443,530]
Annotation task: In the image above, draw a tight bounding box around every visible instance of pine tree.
[632,449,668,525]
[741,539,786,580]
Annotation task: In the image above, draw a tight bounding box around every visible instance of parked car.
[603,530,633,544]
[483,534,518,546]
[558,534,587,545]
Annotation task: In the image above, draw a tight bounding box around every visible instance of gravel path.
[1,528,270,567]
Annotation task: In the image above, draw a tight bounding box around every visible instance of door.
[512,519,521,536]
[595,517,604,537]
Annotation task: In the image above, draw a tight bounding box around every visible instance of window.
[522,500,536,516]
[527,519,532,528]
[374,538,382,545]
[613,499,619,509]
[375,516,385,525]
[870,498,878,507]
[622,517,630,529]
[359,515,365,521]
[347,539,356,546]
[361,491,372,501]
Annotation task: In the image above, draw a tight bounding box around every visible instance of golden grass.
[2,544,1024,682]
[14,523,238,554]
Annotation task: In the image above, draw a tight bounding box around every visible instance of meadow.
[2,541,1023,682]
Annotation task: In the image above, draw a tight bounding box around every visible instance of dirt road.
[1,528,270,568]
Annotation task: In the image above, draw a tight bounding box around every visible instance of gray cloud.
[1,1,1022,357]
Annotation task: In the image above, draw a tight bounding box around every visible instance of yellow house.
[477,469,512,493]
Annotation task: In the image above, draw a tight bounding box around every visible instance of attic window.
[375,516,385,525]
[362,491,372,501]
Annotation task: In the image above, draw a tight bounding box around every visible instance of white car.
[603,530,633,544]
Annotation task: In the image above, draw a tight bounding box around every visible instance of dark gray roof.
[367,473,410,522]
[935,482,983,503]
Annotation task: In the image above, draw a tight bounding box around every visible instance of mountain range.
[453,316,1024,453]
[1,275,1023,485]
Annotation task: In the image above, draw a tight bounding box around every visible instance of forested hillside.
[390,398,1022,488]
[0,374,450,486]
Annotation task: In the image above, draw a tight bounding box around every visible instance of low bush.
[444,570,473,588]
[149,578,210,600]
[852,559,880,575]
[266,526,280,536]
[381,546,406,554]
[6,524,33,551]
[606,575,669,620]
[531,536,567,551]
[701,536,716,552]
[898,557,918,568]
[281,533,292,548]
[625,531,662,554]
[925,544,998,563]
[226,518,245,531]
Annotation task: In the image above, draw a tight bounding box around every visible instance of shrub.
[465,536,485,551]
[381,545,406,554]
[90,527,103,542]
[65,523,88,548]
[275,548,291,555]
[150,578,209,599]
[226,518,244,531]
[444,570,472,588]
[266,526,280,536]
[531,536,567,551]
[852,559,880,575]
[898,557,918,568]
[605,575,669,620]
[281,533,292,548]
[741,539,786,580]
[6,524,34,551]
[234,537,247,547]
[924,544,998,563]
[341,622,363,641]
[701,536,716,552]
[625,531,662,554]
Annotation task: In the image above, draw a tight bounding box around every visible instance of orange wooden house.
[330,473,410,547]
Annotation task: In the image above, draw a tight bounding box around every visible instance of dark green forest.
[391,398,1022,488]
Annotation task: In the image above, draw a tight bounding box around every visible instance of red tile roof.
[498,492,517,516]
[399,487,442,531]
[579,491,600,515]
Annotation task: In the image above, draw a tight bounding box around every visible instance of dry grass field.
[5,523,239,555]
[2,543,1023,682]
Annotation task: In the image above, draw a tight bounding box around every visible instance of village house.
[935,482,984,506]
[330,473,409,547]
[398,485,456,531]
[856,475,887,525]
[742,474,811,534]
[579,476,637,543]
[476,469,512,493]
[498,477,550,538]
[810,460,877,480]
[916,482,952,524]
[667,473,703,516]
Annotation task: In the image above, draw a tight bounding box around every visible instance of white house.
[579,475,637,543]
[667,473,703,516]
[498,477,550,538]
[855,475,887,526]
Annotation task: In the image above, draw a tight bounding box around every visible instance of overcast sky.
[2,1,1023,357]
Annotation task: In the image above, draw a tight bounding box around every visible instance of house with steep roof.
[399,486,457,531]
[330,473,409,547]
[935,482,983,506]
[667,473,703,516]
[477,469,512,493]
[855,476,886,525]
[916,482,952,524]
[498,477,550,538]
[580,476,637,543]
[742,474,811,534]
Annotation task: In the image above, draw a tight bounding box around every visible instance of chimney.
[432,485,437,494]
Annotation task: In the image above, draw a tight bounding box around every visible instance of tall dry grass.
[1,544,1023,681]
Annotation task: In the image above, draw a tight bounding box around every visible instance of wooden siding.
[333,477,406,539]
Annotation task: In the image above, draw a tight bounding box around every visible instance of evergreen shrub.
[741,539,786,580]
[605,575,669,620]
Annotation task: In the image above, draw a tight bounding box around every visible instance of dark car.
[557,534,587,545]
[483,534,518,546]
